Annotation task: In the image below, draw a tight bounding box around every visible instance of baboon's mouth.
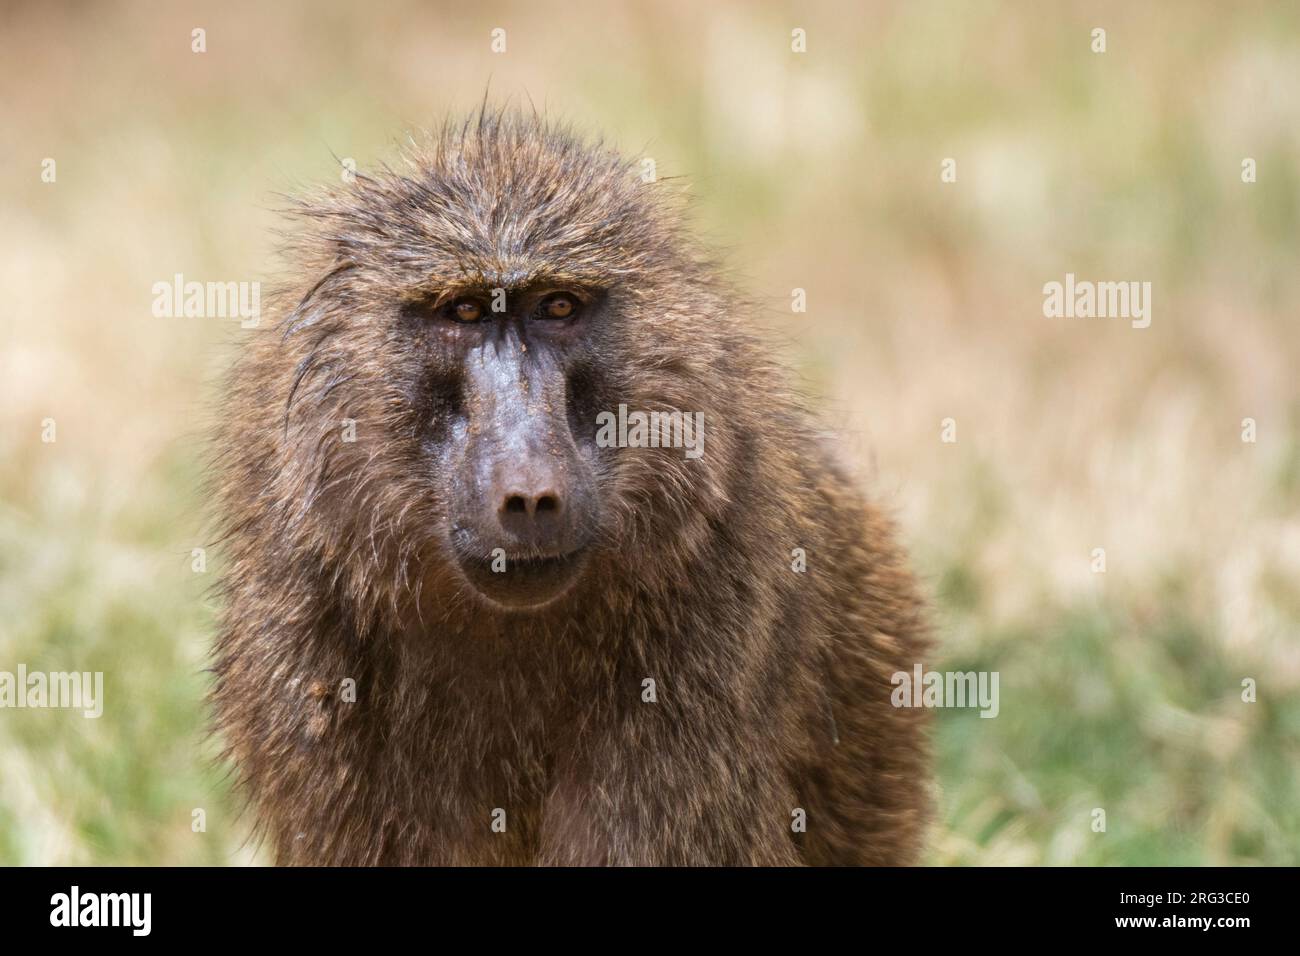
[452,546,589,611]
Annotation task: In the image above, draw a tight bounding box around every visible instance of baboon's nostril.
[495,482,569,549]
[499,491,563,519]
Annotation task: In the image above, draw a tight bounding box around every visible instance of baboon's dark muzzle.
[446,329,594,609]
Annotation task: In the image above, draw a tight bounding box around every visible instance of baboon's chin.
[452,549,589,613]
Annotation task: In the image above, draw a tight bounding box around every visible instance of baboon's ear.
[281,261,356,340]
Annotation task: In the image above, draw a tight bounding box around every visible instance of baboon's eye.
[447,298,485,323]
[536,293,581,321]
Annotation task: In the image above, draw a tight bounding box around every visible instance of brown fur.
[209,109,932,865]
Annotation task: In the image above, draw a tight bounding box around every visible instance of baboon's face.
[400,281,608,611]
[284,123,723,615]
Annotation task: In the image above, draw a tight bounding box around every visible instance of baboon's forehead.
[306,116,680,291]
[338,186,666,296]
[405,161,654,278]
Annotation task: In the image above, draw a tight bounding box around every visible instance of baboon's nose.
[500,489,562,518]
[495,480,568,549]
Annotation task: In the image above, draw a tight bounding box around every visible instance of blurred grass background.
[1,0,1297,865]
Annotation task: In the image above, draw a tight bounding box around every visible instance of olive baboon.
[210,109,932,865]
